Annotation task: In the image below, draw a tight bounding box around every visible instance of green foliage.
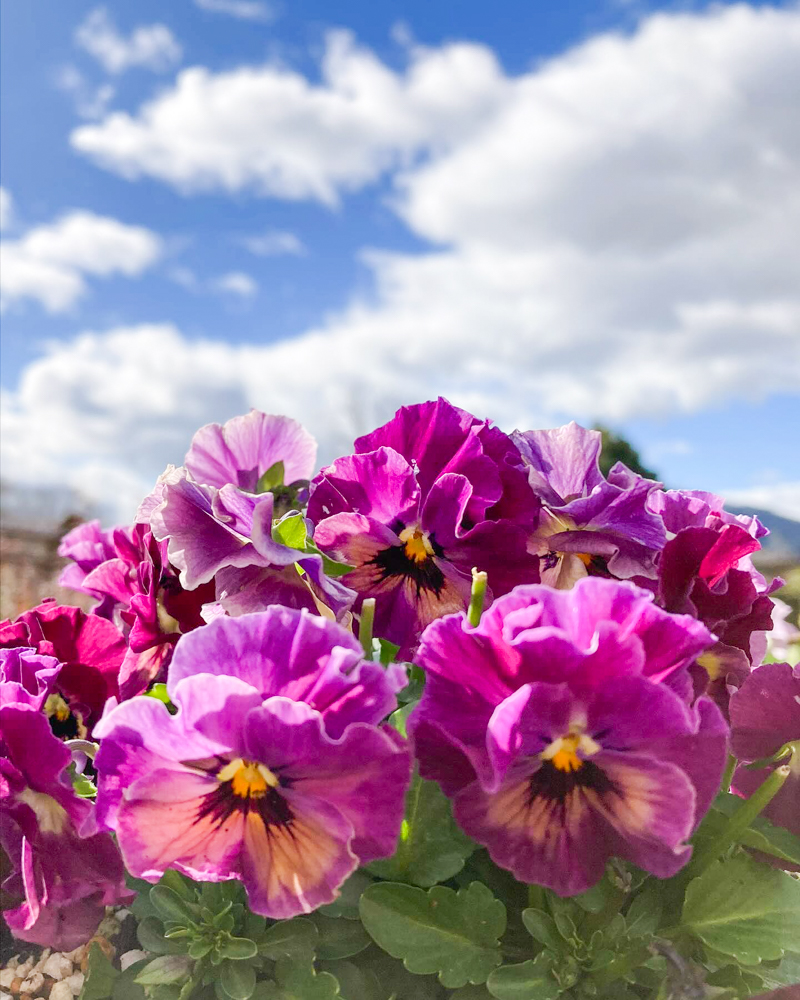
[368,771,476,887]
[81,943,121,1000]
[256,461,285,494]
[251,957,340,1000]
[682,853,800,964]
[359,880,506,988]
[485,953,561,1000]
[594,424,659,481]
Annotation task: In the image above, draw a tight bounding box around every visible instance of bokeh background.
[1,0,798,617]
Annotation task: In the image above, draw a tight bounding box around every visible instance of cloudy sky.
[1,0,799,524]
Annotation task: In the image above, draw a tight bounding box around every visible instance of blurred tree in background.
[594,424,660,481]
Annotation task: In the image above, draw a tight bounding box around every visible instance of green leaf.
[67,760,97,798]
[368,771,476,887]
[220,961,256,1000]
[252,957,340,1000]
[272,512,307,550]
[257,460,286,493]
[80,942,120,1000]
[485,953,561,1000]
[451,987,494,999]
[145,684,176,712]
[713,791,800,865]
[623,883,662,938]
[217,936,258,961]
[756,952,800,990]
[312,913,371,959]
[135,956,194,987]
[316,960,384,1000]
[319,869,374,919]
[111,961,149,1000]
[150,884,197,925]
[359,880,506,988]
[159,869,198,901]
[258,917,319,960]
[373,638,400,666]
[137,916,187,955]
[521,909,564,954]
[682,853,800,964]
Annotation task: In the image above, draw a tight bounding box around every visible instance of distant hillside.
[728,507,800,566]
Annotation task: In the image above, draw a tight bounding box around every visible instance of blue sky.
[1,0,798,522]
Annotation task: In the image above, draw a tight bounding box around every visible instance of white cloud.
[56,65,116,120]
[0,188,12,231]
[239,229,306,256]
[214,271,259,297]
[193,0,276,23]
[70,31,508,203]
[75,7,182,74]
[0,210,163,313]
[6,5,800,516]
[723,482,800,521]
[168,266,199,290]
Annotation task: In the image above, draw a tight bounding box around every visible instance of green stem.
[527,884,546,910]
[359,598,376,657]
[468,569,488,627]
[590,941,653,989]
[686,760,792,879]
[720,753,736,794]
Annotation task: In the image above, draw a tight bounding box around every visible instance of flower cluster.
[3,396,795,1000]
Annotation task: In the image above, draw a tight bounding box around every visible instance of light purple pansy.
[140,467,354,619]
[512,422,666,589]
[185,410,317,493]
[0,647,61,713]
[730,662,800,842]
[92,608,410,919]
[409,578,727,896]
[309,399,540,657]
[1,704,128,950]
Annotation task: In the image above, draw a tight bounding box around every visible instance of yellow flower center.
[541,730,601,773]
[217,758,280,799]
[697,651,723,681]
[45,693,72,723]
[399,525,434,564]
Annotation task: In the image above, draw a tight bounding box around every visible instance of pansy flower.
[1,703,128,950]
[511,422,666,589]
[93,608,409,919]
[0,602,127,735]
[140,467,354,620]
[652,489,779,712]
[58,521,214,699]
[730,661,800,842]
[409,578,727,895]
[309,398,539,656]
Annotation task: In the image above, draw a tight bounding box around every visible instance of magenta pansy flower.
[309,398,539,656]
[512,422,666,589]
[1,703,128,950]
[0,647,61,713]
[0,602,127,734]
[730,662,800,841]
[93,608,410,919]
[409,578,727,896]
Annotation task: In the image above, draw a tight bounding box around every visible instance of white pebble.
[5,958,19,971]
[1,991,12,1000]
[61,947,85,964]
[65,973,84,995]
[0,971,16,989]
[20,972,45,994]
[50,981,76,1000]
[14,961,32,979]
[97,916,121,939]
[42,954,74,981]
[119,952,148,973]
[115,909,131,922]
[31,949,51,974]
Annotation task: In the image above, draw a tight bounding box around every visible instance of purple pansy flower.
[309,399,539,656]
[1,703,128,950]
[0,602,127,734]
[185,410,317,493]
[512,422,666,589]
[0,648,61,713]
[654,491,779,713]
[140,468,354,620]
[409,578,727,896]
[730,662,800,841]
[58,521,215,700]
[93,608,410,919]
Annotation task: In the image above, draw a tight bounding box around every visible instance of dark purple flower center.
[195,758,294,829]
[371,533,447,597]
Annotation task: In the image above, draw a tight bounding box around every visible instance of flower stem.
[359,598,376,657]
[686,760,792,879]
[468,569,488,627]
[720,753,736,794]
